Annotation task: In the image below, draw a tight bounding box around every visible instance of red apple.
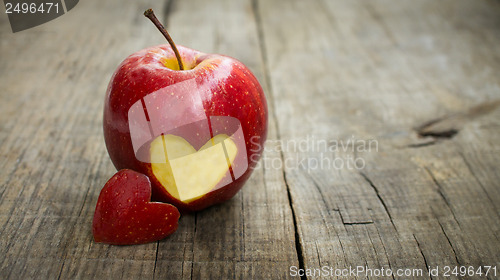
[102,10,268,212]
[93,169,180,245]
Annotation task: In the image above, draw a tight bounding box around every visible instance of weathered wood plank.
[0,0,173,278]
[153,0,299,278]
[0,0,299,279]
[257,0,500,279]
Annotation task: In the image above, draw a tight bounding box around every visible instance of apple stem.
[144,9,184,70]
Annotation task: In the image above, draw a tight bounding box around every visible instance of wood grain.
[256,0,500,279]
[1,0,500,279]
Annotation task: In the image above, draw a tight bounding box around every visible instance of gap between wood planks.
[251,0,307,279]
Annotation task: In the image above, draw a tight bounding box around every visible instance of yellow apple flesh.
[150,134,237,203]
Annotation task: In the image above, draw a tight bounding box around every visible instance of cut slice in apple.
[150,134,237,203]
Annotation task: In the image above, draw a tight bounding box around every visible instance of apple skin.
[103,45,268,212]
[92,169,180,245]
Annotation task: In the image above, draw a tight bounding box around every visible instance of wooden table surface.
[1,0,500,279]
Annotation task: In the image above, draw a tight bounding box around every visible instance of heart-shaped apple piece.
[150,134,237,203]
[93,169,180,245]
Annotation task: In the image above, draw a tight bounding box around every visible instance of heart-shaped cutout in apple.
[150,134,237,203]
